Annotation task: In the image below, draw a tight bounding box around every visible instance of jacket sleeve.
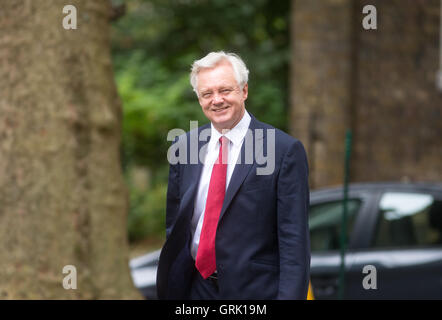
[276,139,310,299]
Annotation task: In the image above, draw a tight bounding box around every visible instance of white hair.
[190,51,249,96]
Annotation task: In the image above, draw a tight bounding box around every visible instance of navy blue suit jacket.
[157,113,310,299]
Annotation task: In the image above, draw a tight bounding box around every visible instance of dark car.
[130,182,442,299]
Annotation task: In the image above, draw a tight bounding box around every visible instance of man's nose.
[212,92,223,105]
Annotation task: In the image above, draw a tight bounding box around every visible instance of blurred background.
[0,0,441,299]
[113,0,442,253]
[112,0,293,254]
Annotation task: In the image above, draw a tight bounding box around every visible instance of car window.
[309,199,362,252]
[373,192,442,248]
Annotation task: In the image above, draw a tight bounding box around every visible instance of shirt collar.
[209,109,251,147]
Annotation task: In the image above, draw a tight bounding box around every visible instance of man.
[156,51,310,299]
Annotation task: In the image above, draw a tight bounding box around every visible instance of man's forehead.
[197,63,238,90]
[198,82,236,91]
[199,63,233,76]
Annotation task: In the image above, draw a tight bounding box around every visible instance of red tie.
[196,136,228,279]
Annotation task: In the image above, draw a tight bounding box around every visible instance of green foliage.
[116,50,207,169]
[127,179,168,242]
[111,0,290,243]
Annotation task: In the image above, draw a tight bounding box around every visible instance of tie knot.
[218,136,229,165]
[219,136,229,145]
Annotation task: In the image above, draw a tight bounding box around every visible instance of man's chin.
[211,118,233,132]
[210,112,231,124]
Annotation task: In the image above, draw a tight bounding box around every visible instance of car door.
[346,189,442,299]
[309,189,375,299]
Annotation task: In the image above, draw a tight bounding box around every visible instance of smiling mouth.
[213,106,229,112]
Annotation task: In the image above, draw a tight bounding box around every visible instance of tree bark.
[289,0,354,188]
[0,0,141,299]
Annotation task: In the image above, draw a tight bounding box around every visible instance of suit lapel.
[179,114,265,226]
[218,114,264,223]
[181,123,211,217]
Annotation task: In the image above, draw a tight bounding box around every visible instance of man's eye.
[221,89,232,94]
[202,93,212,98]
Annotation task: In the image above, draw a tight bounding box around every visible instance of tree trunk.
[289,0,354,188]
[0,0,141,299]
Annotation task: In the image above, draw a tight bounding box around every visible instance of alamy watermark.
[61,4,378,31]
[362,5,377,30]
[62,5,77,30]
[62,265,77,290]
[166,121,275,175]
[362,265,377,290]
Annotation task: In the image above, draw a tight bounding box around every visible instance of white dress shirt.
[190,110,251,260]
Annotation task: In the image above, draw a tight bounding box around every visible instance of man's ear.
[242,83,248,101]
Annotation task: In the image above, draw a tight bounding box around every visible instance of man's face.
[196,61,248,132]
